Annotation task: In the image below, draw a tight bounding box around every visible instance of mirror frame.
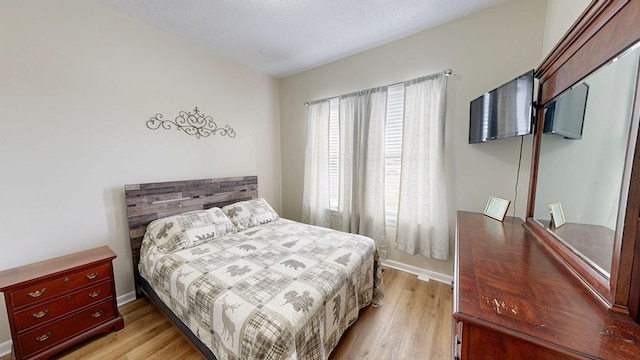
[525,0,640,318]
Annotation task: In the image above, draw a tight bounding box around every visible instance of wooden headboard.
[124,176,258,297]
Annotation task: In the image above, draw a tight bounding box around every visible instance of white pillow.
[143,207,236,253]
[222,198,279,231]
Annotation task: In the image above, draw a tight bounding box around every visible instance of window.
[328,98,340,211]
[327,84,405,226]
[384,84,405,226]
[304,72,449,258]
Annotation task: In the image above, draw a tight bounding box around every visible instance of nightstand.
[0,246,124,360]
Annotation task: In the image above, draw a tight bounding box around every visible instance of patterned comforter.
[139,218,384,360]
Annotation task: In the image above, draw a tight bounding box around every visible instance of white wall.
[279,0,548,278]
[542,0,591,56]
[0,0,281,345]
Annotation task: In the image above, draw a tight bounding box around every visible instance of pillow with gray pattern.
[144,207,236,253]
[222,198,279,231]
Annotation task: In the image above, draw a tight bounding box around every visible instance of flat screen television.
[542,82,589,139]
[469,70,534,144]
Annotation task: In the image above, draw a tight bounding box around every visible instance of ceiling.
[94,0,508,78]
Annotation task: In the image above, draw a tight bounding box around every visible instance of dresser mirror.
[533,42,640,279]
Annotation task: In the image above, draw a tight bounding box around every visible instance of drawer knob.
[32,310,49,319]
[91,310,104,318]
[88,290,101,298]
[35,332,51,342]
[64,277,69,283]
[28,288,46,298]
[86,272,99,280]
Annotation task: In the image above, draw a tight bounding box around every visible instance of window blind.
[384,84,405,226]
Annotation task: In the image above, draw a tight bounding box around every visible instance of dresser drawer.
[16,298,116,358]
[13,280,114,331]
[10,263,111,309]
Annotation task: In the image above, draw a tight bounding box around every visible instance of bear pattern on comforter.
[139,218,384,360]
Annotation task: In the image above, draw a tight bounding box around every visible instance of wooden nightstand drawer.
[13,280,114,331]
[10,262,111,309]
[16,298,116,359]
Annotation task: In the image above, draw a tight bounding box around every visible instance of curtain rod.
[305,69,453,106]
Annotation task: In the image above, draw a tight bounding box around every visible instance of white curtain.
[337,89,388,245]
[302,100,331,228]
[395,74,449,259]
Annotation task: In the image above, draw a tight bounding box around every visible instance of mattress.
[139,218,384,360]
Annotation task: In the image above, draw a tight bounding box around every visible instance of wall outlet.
[379,249,387,260]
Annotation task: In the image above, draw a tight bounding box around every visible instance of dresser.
[453,211,640,359]
[0,246,124,360]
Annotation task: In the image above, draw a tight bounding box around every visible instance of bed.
[125,176,384,360]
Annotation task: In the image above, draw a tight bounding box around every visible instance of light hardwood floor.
[1,267,452,360]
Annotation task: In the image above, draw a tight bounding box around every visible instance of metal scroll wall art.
[146,107,236,139]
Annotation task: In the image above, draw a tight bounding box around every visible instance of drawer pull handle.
[88,290,101,298]
[64,277,69,283]
[28,289,46,298]
[86,272,99,280]
[32,310,49,319]
[91,310,104,318]
[35,332,51,342]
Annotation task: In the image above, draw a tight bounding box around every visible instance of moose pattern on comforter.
[139,218,384,360]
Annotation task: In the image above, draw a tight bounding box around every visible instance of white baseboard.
[0,340,10,358]
[381,259,453,285]
[0,291,138,357]
[117,291,137,306]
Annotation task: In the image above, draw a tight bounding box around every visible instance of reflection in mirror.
[534,42,640,278]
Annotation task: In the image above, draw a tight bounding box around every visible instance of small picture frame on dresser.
[548,201,566,228]
[483,196,511,222]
